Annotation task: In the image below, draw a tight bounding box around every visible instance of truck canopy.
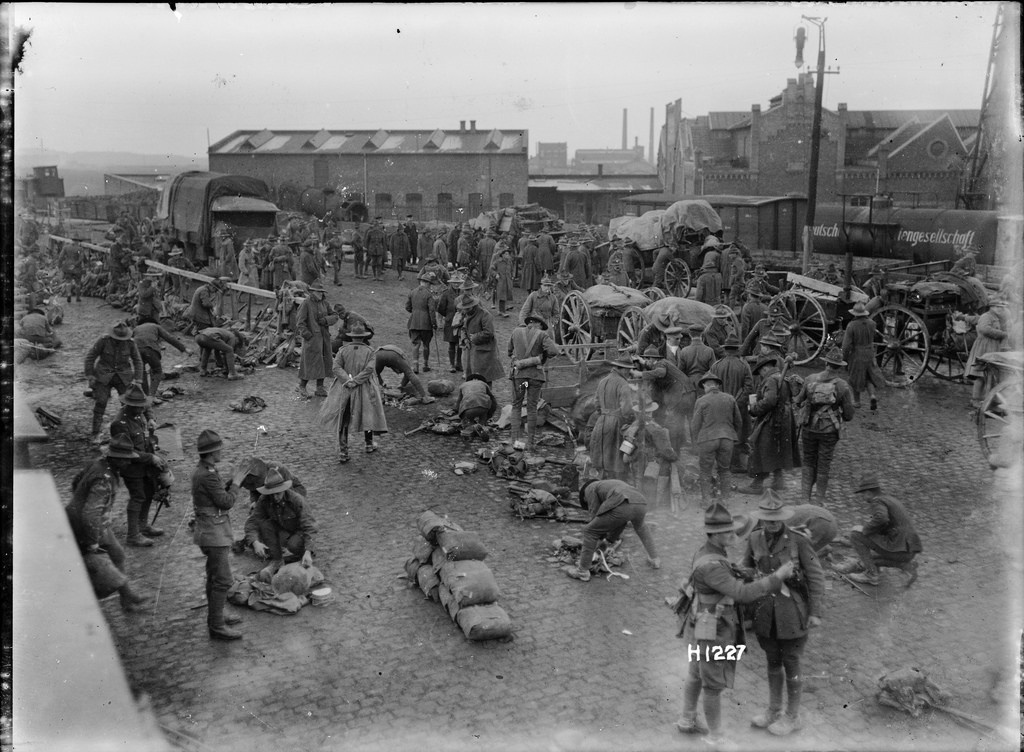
[159,171,276,248]
[609,200,723,251]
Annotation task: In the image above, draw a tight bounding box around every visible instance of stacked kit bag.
[404,510,513,641]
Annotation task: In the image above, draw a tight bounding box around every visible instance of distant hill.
[14,148,207,197]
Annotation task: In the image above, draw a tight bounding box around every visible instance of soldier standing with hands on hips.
[191,429,244,641]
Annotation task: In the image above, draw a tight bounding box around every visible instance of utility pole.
[797,17,835,275]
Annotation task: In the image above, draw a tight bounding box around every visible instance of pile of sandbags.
[404,511,513,642]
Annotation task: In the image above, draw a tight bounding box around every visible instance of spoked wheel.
[925,323,972,383]
[641,287,665,302]
[606,246,644,288]
[870,304,930,387]
[559,290,594,363]
[616,305,647,356]
[664,259,692,298]
[770,289,828,365]
[977,376,1024,467]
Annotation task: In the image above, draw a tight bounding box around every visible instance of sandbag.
[411,539,435,566]
[439,560,500,607]
[83,551,127,599]
[416,563,440,602]
[456,603,513,641]
[436,529,489,561]
[417,510,462,544]
[437,582,460,619]
[404,557,421,582]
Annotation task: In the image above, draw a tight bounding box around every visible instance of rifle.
[150,485,171,525]
[404,419,435,437]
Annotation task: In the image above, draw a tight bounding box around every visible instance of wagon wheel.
[977,376,1024,467]
[664,259,692,298]
[870,304,930,387]
[770,289,828,365]
[559,290,593,363]
[616,306,647,356]
[606,246,644,288]
[925,323,970,383]
[641,287,665,302]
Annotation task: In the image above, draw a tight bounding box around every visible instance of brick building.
[659,74,979,208]
[208,121,528,222]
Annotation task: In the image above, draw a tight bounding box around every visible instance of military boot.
[751,668,784,728]
[126,510,154,547]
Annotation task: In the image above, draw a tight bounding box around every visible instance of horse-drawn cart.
[558,283,655,363]
[606,200,724,298]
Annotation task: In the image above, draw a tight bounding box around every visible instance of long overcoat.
[589,370,635,477]
[841,316,886,392]
[461,305,506,382]
[296,293,335,380]
[520,243,541,292]
[318,342,388,435]
[747,366,800,474]
[490,255,514,303]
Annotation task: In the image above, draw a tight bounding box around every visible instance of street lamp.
[799,16,827,275]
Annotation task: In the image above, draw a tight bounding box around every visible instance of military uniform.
[507,320,561,448]
[406,284,438,372]
[84,328,144,438]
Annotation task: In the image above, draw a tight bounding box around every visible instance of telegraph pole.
[797,17,832,274]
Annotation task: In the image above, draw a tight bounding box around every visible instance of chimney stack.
[470,120,476,132]
[622,109,628,150]
[460,120,466,132]
[598,163,604,176]
[649,107,655,166]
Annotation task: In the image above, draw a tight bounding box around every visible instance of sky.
[11,2,1002,163]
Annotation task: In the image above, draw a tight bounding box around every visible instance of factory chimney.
[649,108,655,166]
[622,109,628,150]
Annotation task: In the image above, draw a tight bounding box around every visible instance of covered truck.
[158,171,279,261]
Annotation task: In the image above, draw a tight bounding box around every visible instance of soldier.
[269,236,295,288]
[691,371,742,503]
[133,320,191,401]
[389,222,411,281]
[458,293,506,384]
[330,304,376,354]
[742,491,825,737]
[325,231,346,286]
[195,327,247,380]
[589,358,636,482]
[476,229,497,284]
[703,305,734,360]
[566,479,660,581]
[507,314,561,451]
[403,215,419,266]
[191,429,244,640]
[298,238,321,286]
[244,469,317,581]
[559,239,592,290]
[436,271,465,373]
[841,301,886,409]
[237,239,260,288]
[455,374,498,430]
[58,237,86,302]
[16,308,62,350]
[365,217,387,282]
[679,323,716,379]
[136,275,163,325]
[233,457,308,508]
[489,247,515,316]
[843,473,922,586]
[694,257,723,305]
[711,334,754,473]
[518,273,560,331]
[791,347,856,503]
[374,344,435,404]
[84,322,144,444]
[164,246,194,297]
[296,280,337,398]
[109,384,169,546]
[318,322,388,463]
[65,435,151,612]
[675,503,795,745]
[105,231,131,296]
[737,341,801,495]
[188,276,227,331]
[406,270,438,373]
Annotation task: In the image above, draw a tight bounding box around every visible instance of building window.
[927,139,948,159]
[437,193,453,222]
[499,192,514,208]
[468,192,483,216]
[405,193,423,220]
[375,193,393,218]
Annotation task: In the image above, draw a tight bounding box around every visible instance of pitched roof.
[845,110,979,129]
[887,114,967,158]
[209,128,527,156]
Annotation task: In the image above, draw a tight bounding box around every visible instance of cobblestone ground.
[18,261,1022,752]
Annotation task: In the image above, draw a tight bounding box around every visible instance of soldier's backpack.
[806,379,841,431]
